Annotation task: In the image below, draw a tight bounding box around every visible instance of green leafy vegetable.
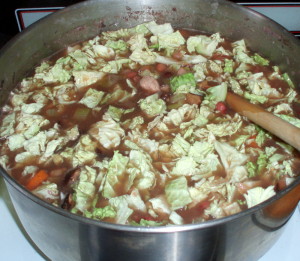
[252,53,269,66]
[139,93,166,117]
[224,59,234,73]
[283,73,295,89]
[257,152,268,174]
[206,82,228,102]
[84,206,116,220]
[244,92,268,104]
[131,219,164,226]
[276,114,300,128]
[170,73,197,93]
[105,40,128,51]
[246,162,257,178]
[165,176,192,210]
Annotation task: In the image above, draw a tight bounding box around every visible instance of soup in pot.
[0,21,299,226]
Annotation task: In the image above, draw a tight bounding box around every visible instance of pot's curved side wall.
[5,178,292,261]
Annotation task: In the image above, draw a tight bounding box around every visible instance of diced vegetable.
[252,53,269,66]
[170,73,196,93]
[26,170,49,190]
[73,107,90,121]
[215,101,227,114]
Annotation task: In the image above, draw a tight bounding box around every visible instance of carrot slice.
[26,170,49,191]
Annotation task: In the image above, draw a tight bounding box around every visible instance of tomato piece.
[246,135,260,148]
[133,75,141,83]
[125,70,138,79]
[156,63,167,72]
[198,200,211,211]
[215,101,227,114]
[212,53,231,61]
[172,50,183,60]
[178,29,191,39]
[141,215,155,221]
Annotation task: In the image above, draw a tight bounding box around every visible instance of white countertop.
[1,176,300,261]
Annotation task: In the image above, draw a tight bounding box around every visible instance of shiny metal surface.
[1,0,300,261]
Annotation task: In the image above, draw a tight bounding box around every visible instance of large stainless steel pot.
[1,1,300,260]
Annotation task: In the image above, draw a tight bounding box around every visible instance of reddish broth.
[0,23,299,226]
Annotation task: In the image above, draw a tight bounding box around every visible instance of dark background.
[0,0,299,46]
[0,0,84,46]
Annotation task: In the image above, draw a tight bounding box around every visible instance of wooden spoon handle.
[226,92,300,151]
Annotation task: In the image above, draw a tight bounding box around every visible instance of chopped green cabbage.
[107,106,124,122]
[172,156,198,176]
[102,151,129,198]
[206,82,228,102]
[84,206,116,220]
[79,89,105,108]
[165,176,192,210]
[92,45,115,59]
[224,59,234,73]
[7,134,25,151]
[244,92,268,104]
[187,34,220,57]
[73,71,106,88]
[88,114,125,149]
[129,49,156,65]
[153,31,185,50]
[252,53,269,66]
[276,114,300,128]
[139,93,166,117]
[232,39,255,64]
[214,140,248,170]
[170,134,191,157]
[101,59,131,74]
[170,73,197,93]
[129,150,155,190]
[282,73,295,89]
[35,63,71,83]
[246,162,257,178]
[146,21,174,35]
[109,196,133,224]
[244,186,276,208]
[105,39,128,51]
[128,33,148,51]
[132,219,164,226]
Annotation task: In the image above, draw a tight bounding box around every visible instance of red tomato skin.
[216,101,227,114]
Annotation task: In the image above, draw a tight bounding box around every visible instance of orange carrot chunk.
[26,170,49,191]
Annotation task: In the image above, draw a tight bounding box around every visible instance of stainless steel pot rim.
[2,165,300,233]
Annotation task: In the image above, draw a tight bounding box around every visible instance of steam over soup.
[1,21,300,226]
